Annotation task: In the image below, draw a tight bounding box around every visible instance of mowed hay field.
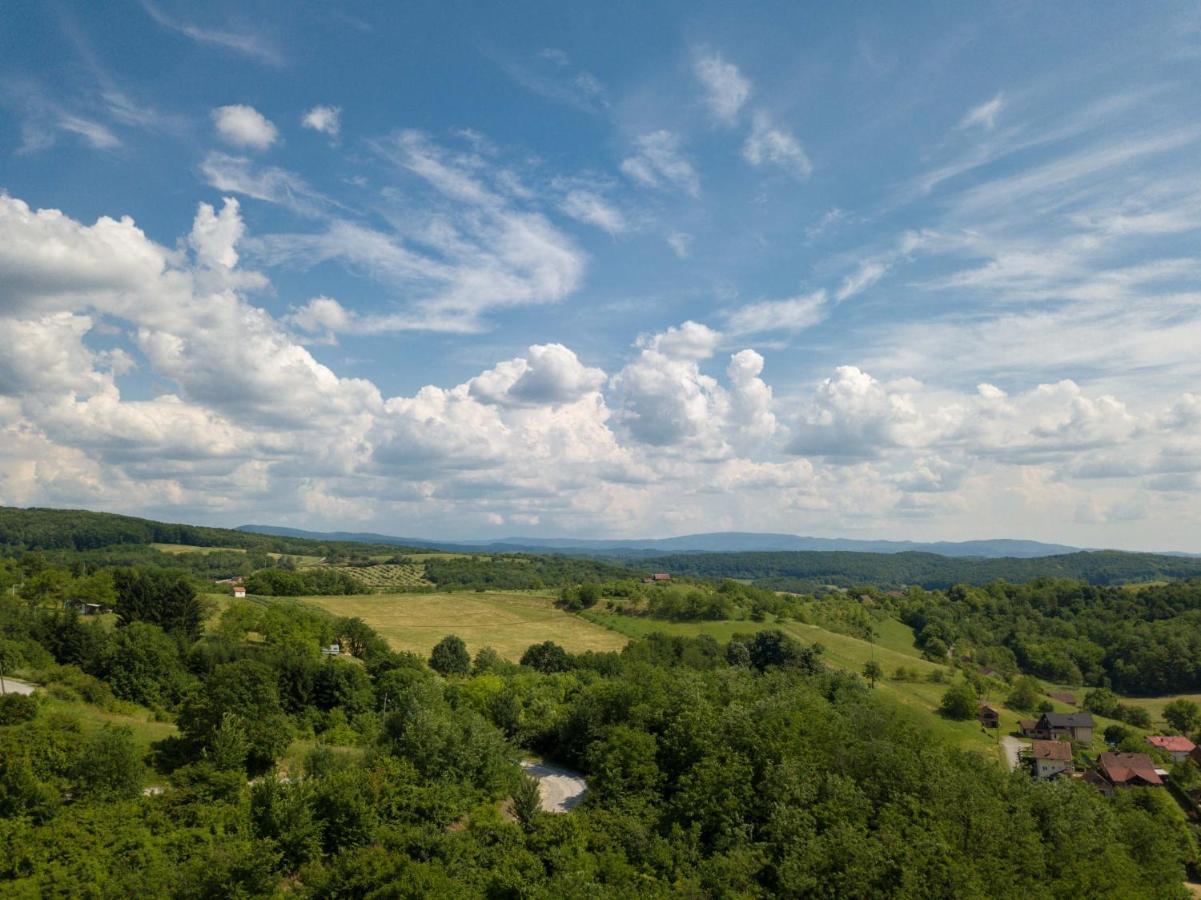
[302,591,629,660]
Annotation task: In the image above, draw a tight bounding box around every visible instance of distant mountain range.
[236,525,1087,559]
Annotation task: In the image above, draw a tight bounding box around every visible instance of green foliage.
[429,634,470,676]
[512,773,542,831]
[112,567,204,641]
[939,680,979,720]
[0,693,38,725]
[1006,675,1044,712]
[244,566,369,596]
[71,726,144,801]
[521,640,571,673]
[1162,698,1201,735]
[861,659,883,688]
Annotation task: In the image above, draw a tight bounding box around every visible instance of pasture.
[301,591,629,660]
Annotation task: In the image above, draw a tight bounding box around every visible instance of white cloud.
[621,131,700,197]
[666,232,692,258]
[789,366,925,458]
[742,111,812,179]
[211,105,278,150]
[189,198,244,269]
[200,152,330,216]
[301,105,341,137]
[468,344,606,407]
[140,1,282,65]
[724,290,826,335]
[958,92,1004,130]
[559,190,626,234]
[693,51,751,125]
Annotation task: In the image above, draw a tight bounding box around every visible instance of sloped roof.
[1147,735,1195,754]
[1031,739,1072,761]
[1097,752,1162,786]
[1039,711,1095,728]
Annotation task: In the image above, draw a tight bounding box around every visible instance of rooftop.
[1031,739,1073,761]
[1097,752,1163,786]
[1147,735,1195,754]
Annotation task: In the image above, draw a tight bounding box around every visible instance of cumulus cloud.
[742,111,812,179]
[693,51,751,124]
[212,104,278,150]
[621,131,700,197]
[301,105,341,137]
[469,344,606,407]
[189,198,244,268]
[789,366,925,458]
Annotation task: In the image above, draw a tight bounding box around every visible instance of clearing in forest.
[302,591,628,660]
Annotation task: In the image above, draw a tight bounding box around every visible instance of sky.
[2,1,1201,550]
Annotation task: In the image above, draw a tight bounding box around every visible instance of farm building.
[233,585,246,598]
[1087,752,1163,796]
[1146,735,1195,764]
[978,703,1000,729]
[65,599,102,615]
[1018,719,1040,738]
[1029,740,1073,780]
[1032,711,1094,743]
[643,573,671,583]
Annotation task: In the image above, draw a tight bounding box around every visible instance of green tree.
[1162,698,1201,735]
[1006,675,1043,712]
[512,773,542,831]
[521,640,571,673]
[429,635,470,676]
[862,660,883,688]
[112,568,204,642]
[939,681,979,720]
[71,726,144,801]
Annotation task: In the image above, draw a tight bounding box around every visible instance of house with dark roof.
[1088,752,1163,796]
[1146,735,1196,764]
[1029,739,1074,780]
[1033,711,1094,743]
[1018,719,1040,738]
[978,702,1000,729]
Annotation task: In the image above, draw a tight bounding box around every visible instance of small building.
[233,585,246,598]
[643,573,671,583]
[1047,691,1077,706]
[978,702,1001,729]
[1030,739,1074,780]
[1146,735,1196,764]
[321,643,341,657]
[1018,719,1040,738]
[65,599,102,616]
[1033,711,1095,743]
[1090,752,1163,795]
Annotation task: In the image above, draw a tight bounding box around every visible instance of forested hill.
[0,506,416,556]
[653,548,1201,588]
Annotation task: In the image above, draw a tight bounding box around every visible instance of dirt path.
[1001,735,1027,771]
[521,760,588,812]
[0,677,36,696]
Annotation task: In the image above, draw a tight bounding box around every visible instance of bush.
[429,635,470,677]
[520,641,571,674]
[0,692,38,725]
[939,681,979,720]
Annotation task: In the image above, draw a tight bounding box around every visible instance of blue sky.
[2,1,1201,549]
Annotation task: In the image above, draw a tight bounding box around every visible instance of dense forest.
[417,554,633,591]
[652,548,1201,588]
[889,578,1201,695]
[2,557,1195,896]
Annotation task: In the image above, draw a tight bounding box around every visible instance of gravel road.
[520,760,588,812]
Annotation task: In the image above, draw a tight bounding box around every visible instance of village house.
[642,573,671,584]
[1087,752,1163,796]
[1033,711,1095,743]
[978,702,1000,729]
[321,643,342,657]
[65,599,102,615]
[233,585,246,598]
[1018,719,1040,738]
[1030,739,1074,780]
[1146,735,1196,764]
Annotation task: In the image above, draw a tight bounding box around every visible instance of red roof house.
[1092,752,1163,795]
[1146,735,1196,763]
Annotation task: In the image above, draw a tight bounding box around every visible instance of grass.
[151,542,245,555]
[299,591,629,661]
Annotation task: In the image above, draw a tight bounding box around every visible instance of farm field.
[301,591,629,660]
[335,563,433,589]
[151,542,245,554]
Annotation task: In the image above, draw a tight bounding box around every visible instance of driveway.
[520,760,588,812]
[0,677,36,696]
[1001,735,1028,772]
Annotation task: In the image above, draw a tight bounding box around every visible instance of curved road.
[0,677,36,696]
[520,760,588,812]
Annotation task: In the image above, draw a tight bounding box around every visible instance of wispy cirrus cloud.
[139,0,283,66]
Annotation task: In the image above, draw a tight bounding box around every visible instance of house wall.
[1035,758,1071,779]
